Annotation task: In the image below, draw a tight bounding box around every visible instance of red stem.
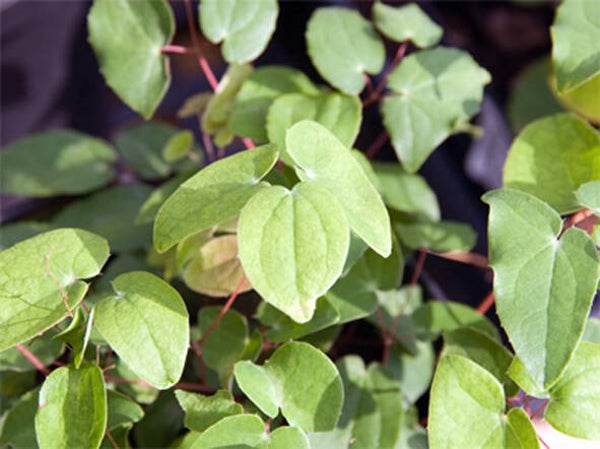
[162,44,195,54]
[365,130,389,159]
[374,42,408,96]
[16,343,50,375]
[183,0,218,91]
[476,290,495,314]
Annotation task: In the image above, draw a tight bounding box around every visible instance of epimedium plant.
[0,0,599,448]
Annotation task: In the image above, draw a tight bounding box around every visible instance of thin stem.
[374,42,408,96]
[105,429,120,449]
[365,130,389,159]
[184,0,218,90]
[538,435,550,449]
[476,290,495,315]
[424,249,489,269]
[198,276,247,346]
[202,132,216,162]
[16,343,50,375]
[162,44,195,54]
[242,137,256,149]
[410,250,427,286]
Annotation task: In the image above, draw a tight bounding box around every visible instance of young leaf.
[372,2,442,48]
[53,184,153,253]
[199,0,278,64]
[287,120,391,257]
[429,355,539,449]
[163,130,194,162]
[88,0,174,118]
[575,180,600,214]
[0,229,109,351]
[545,342,600,440]
[0,130,115,197]
[53,307,90,369]
[266,92,362,164]
[238,181,349,323]
[35,364,107,449]
[94,271,190,389]
[306,7,385,94]
[234,342,343,432]
[154,144,278,252]
[175,389,243,433]
[503,113,600,214]
[382,47,490,173]
[483,189,600,389]
[230,66,319,142]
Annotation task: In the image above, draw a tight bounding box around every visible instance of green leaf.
[429,355,538,449]
[0,229,109,352]
[183,235,251,297]
[238,182,350,323]
[94,271,190,389]
[306,7,385,94]
[0,221,52,251]
[551,0,600,93]
[199,0,278,64]
[553,71,600,123]
[136,173,192,225]
[483,189,600,389]
[507,357,548,399]
[106,389,144,430]
[442,327,518,397]
[234,342,343,432]
[287,120,391,257]
[154,143,278,252]
[502,113,600,214]
[175,389,243,432]
[114,122,198,181]
[185,414,310,449]
[0,387,39,449]
[53,307,90,368]
[395,220,476,252]
[164,130,194,162]
[546,342,600,440]
[53,184,153,252]
[0,130,116,197]
[35,364,107,449]
[230,66,319,142]
[0,336,63,372]
[112,358,159,405]
[372,162,440,221]
[575,180,600,214]
[372,2,442,48]
[382,46,490,172]
[266,91,362,164]
[385,341,434,403]
[88,0,174,118]
[582,317,600,344]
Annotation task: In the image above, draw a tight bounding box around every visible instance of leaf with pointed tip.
[503,113,600,214]
[0,130,116,197]
[94,271,189,389]
[175,389,243,433]
[483,189,600,389]
[372,2,442,47]
[199,0,278,64]
[35,364,107,449]
[0,229,109,352]
[230,66,319,142]
[546,342,600,440]
[382,47,490,172]
[154,144,278,252]
[238,182,349,323]
[234,342,343,432]
[88,0,174,118]
[306,7,385,94]
[575,180,600,214]
[287,121,391,257]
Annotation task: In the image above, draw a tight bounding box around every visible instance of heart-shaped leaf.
[238,181,349,323]
[372,2,442,47]
[88,0,174,118]
[483,189,600,389]
[0,229,109,351]
[94,271,189,389]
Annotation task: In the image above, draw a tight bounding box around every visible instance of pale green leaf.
[483,188,600,389]
[234,342,343,432]
[266,91,362,164]
[546,342,600,440]
[506,407,540,449]
[88,0,174,118]
[382,46,490,172]
[507,357,549,398]
[175,389,243,432]
[287,120,391,257]
[306,7,385,94]
[395,220,476,252]
[372,2,442,47]
[503,113,600,214]
[136,173,192,225]
[238,182,349,323]
[163,130,194,162]
[52,307,89,369]
[385,341,434,403]
[0,336,63,372]
[230,66,319,142]
[554,72,600,123]
[583,317,600,344]
[575,180,600,214]
[154,144,278,252]
[94,271,189,389]
[0,130,115,197]
[199,0,278,64]
[0,229,109,351]
[35,364,107,449]
[53,184,153,252]
[372,161,440,221]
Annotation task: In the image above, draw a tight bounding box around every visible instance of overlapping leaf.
[175,389,243,433]
[372,2,442,47]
